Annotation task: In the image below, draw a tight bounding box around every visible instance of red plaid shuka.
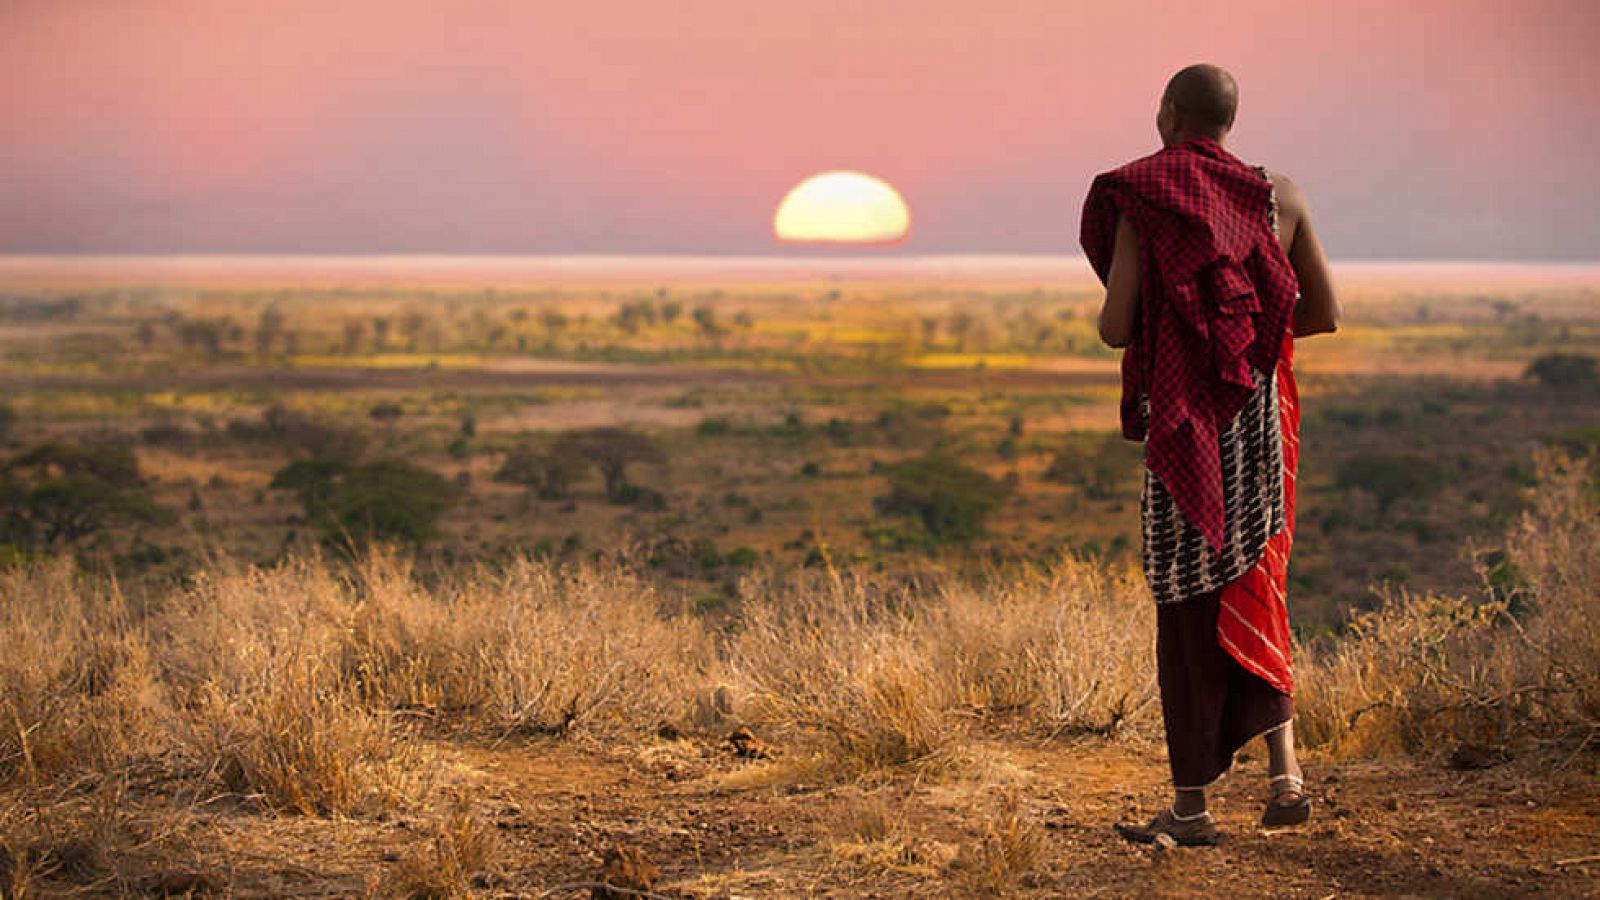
[1080,137,1298,554]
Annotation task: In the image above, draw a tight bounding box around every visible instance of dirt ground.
[46,733,1600,898]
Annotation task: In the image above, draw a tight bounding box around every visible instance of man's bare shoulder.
[1265,170,1309,218]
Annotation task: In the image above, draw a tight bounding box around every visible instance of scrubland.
[1,454,1596,897]
[1,267,1597,895]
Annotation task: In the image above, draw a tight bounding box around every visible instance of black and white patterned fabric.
[1137,165,1288,605]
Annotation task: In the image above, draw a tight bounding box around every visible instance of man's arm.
[1098,213,1140,348]
[1275,175,1341,337]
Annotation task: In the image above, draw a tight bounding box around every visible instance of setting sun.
[773,170,910,244]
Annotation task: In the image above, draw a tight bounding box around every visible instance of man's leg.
[1264,719,1302,784]
[1155,589,1236,793]
[1267,717,1305,800]
[1173,786,1207,817]
[1114,591,1230,846]
[1153,587,1298,824]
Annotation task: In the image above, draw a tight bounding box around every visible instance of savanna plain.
[1,258,1597,898]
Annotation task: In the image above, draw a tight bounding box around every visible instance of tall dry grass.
[1295,452,1599,755]
[0,563,169,787]
[0,453,1592,840]
[725,560,1155,772]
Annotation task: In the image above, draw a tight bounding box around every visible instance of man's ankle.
[1173,789,1206,817]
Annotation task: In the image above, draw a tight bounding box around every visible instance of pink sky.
[2,0,1596,258]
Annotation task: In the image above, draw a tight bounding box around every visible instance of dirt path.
[145,734,1600,899]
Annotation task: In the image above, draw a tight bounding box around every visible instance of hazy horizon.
[4,252,1598,289]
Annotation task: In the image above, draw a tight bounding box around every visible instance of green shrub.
[1335,452,1445,514]
[493,444,586,501]
[696,416,732,437]
[874,454,1012,543]
[271,458,461,548]
[1041,434,1141,501]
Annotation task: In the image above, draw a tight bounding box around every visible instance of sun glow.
[773,170,910,244]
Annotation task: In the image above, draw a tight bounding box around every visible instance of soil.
[49,733,1600,898]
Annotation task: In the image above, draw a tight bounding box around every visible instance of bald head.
[1159,64,1238,143]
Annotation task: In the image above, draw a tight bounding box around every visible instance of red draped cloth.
[1080,137,1298,554]
[1081,138,1300,708]
[1218,334,1298,697]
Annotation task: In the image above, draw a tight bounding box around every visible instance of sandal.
[1114,806,1220,847]
[1261,772,1312,827]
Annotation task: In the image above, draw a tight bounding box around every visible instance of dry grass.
[1295,452,1600,756]
[949,787,1047,896]
[827,790,956,876]
[0,563,169,787]
[383,793,499,899]
[0,455,1594,893]
[724,559,1156,775]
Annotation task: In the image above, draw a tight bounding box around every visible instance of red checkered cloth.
[1081,137,1299,553]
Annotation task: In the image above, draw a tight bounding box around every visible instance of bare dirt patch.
[56,735,1598,898]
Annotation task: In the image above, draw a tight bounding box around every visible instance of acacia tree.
[550,427,664,503]
[494,444,587,501]
[0,442,172,550]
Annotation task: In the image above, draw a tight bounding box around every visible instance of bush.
[696,416,732,437]
[271,458,462,548]
[823,417,858,445]
[369,401,405,424]
[1525,353,1597,389]
[874,454,1012,543]
[230,405,367,461]
[613,482,667,510]
[1298,453,1600,755]
[1041,434,1141,501]
[1335,452,1445,514]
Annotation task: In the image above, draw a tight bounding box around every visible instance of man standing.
[1080,63,1341,846]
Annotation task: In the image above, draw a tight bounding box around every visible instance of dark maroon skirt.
[1156,586,1293,788]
